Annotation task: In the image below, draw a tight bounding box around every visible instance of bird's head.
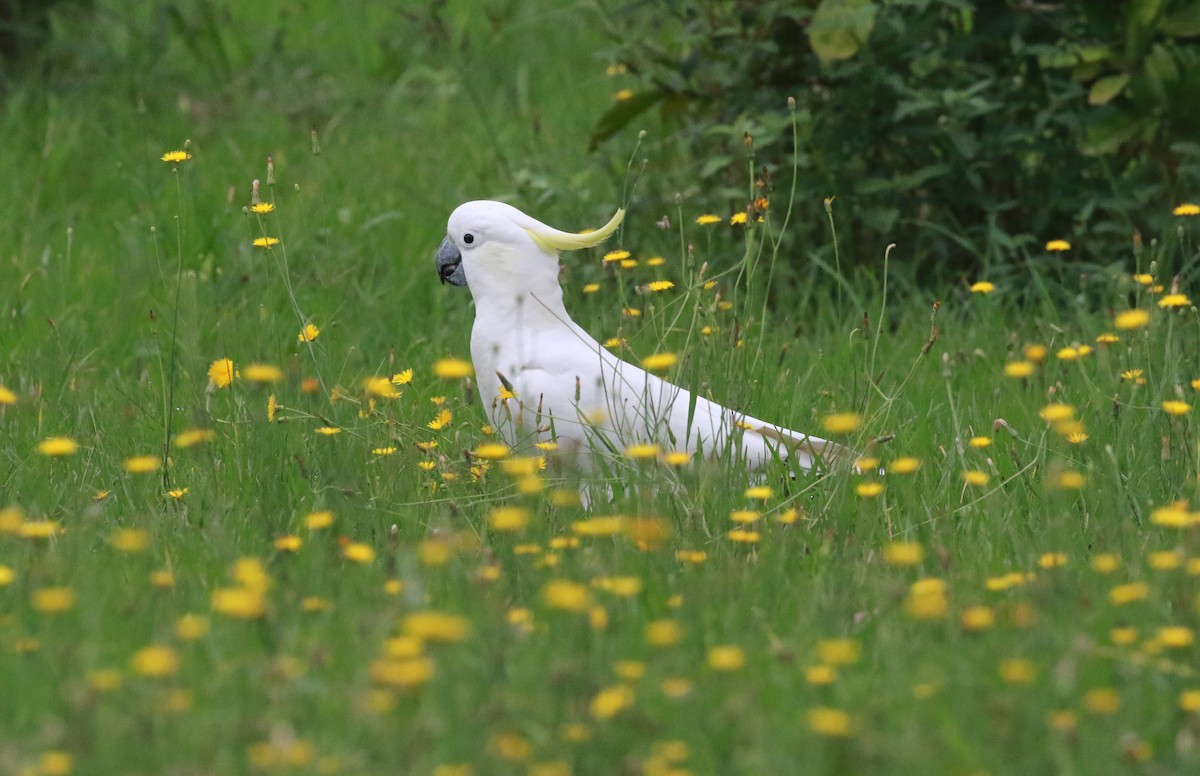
[436,201,624,292]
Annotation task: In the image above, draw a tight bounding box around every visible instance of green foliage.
[593,0,1200,279]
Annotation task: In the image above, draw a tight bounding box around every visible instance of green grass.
[2,2,1200,774]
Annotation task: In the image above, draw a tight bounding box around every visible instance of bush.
[592,0,1200,281]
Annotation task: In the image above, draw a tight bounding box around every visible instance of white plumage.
[435,200,848,472]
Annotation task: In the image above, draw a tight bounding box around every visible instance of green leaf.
[1082,112,1143,156]
[1088,74,1130,106]
[808,0,877,63]
[588,90,666,151]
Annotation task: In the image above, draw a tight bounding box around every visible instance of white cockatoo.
[435,200,850,473]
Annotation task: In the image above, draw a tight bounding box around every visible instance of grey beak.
[436,236,468,287]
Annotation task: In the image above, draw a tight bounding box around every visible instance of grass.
[2,2,1200,774]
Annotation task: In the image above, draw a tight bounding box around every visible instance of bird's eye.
[463,233,475,245]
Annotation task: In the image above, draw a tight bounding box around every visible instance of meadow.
[1,2,1199,774]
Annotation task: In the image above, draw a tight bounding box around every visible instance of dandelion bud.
[266,156,275,186]
[674,192,683,206]
[638,129,647,140]
[787,96,796,111]
[743,131,753,149]
[699,261,708,279]
[184,138,191,150]
[1132,229,1142,254]
[1149,260,1157,278]
[294,183,300,192]
[150,225,156,233]
[824,196,835,213]
[311,126,321,155]
[251,179,261,206]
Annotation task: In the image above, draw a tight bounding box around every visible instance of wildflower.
[905,578,948,619]
[727,529,760,543]
[1114,309,1150,330]
[645,619,682,647]
[883,541,923,567]
[174,428,215,448]
[744,485,773,500]
[708,645,745,671]
[1158,626,1194,648]
[623,443,659,460]
[640,352,678,371]
[816,639,860,666]
[1108,581,1149,605]
[1038,403,1075,422]
[403,611,470,643]
[822,412,861,434]
[343,542,375,563]
[961,470,990,486]
[314,426,341,435]
[488,506,530,533]
[961,606,995,632]
[1056,346,1079,361]
[1180,690,1200,712]
[807,707,852,737]
[249,202,274,215]
[1163,400,1191,415]
[87,669,122,692]
[0,385,16,404]
[473,442,510,460]
[730,211,748,225]
[622,307,641,317]
[1045,240,1071,252]
[18,520,60,539]
[211,587,266,618]
[1110,626,1138,645]
[0,565,12,586]
[371,657,435,688]
[123,455,160,474]
[542,580,593,611]
[730,510,760,524]
[1090,553,1120,573]
[1148,550,1182,570]
[889,456,921,474]
[208,358,236,388]
[1053,471,1086,490]
[111,528,150,552]
[572,516,629,536]
[1024,344,1048,362]
[1158,293,1192,308]
[39,752,72,776]
[177,614,209,640]
[161,150,192,163]
[855,456,879,471]
[590,685,635,720]
[242,363,283,383]
[130,645,179,677]
[1083,688,1119,714]
[1004,361,1035,378]
[676,549,707,564]
[37,436,78,456]
[305,510,333,530]
[695,214,721,225]
[252,236,280,249]
[1150,503,1192,527]
[433,358,473,379]
[593,577,641,597]
[363,376,400,399]
[999,659,1036,684]
[1037,552,1067,569]
[969,281,995,294]
[806,665,837,685]
[1173,203,1200,216]
[1095,332,1119,344]
[31,586,76,613]
[645,280,675,293]
[855,482,884,497]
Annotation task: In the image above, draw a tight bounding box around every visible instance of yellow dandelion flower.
[1158,626,1194,648]
[641,352,678,371]
[305,510,333,530]
[1173,203,1200,216]
[1095,332,1119,344]
[1114,308,1150,329]
[1083,688,1119,714]
[590,684,636,720]
[130,644,179,677]
[889,456,921,474]
[624,443,660,460]
[729,509,760,524]
[613,88,633,101]
[999,658,1036,684]
[904,578,948,619]
[297,323,320,343]
[744,485,773,500]
[816,639,860,666]
[1037,552,1067,569]
[343,542,375,564]
[31,586,76,613]
[0,385,16,404]
[969,281,995,294]
[662,450,690,466]
[174,427,215,448]
[433,358,473,379]
[1150,503,1191,527]
[122,455,160,474]
[252,236,280,249]
[1004,360,1035,378]
[0,565,13,586]
[426,408,452,431]
[208,358,236,388]
[474,442,510,460]
[111,527,150,552]
[676,549,707,564]
[1054,471,1086,490]
[730,211,748,225]
[1045,239,1071,251]
[1108,581,1149,605]
[707,645,745,671]
[695,214,721,225]
[17,520,60,539]
[314,426,341,435]
[274,535,302,552]
[161,150,192,163]
[621,307,641,317]
[363,376,400,399]
[806,665,837,685]
[403,611,470,643]
[645,619,682,647]
[1158,293,1192,308]
[1056,347,1079,361]
[855,482,884,498]
[961,470,990,486]
[1148,550,1182,570]
[1163,400,1191,415]
[645,280,675,292]
[602,249,630,263]
[968,436,992,448]
[961,606,995,632]
[822,412,861,434]
[1038,403,1075,422]
[242,363,283,383]
[883,541,924,567]
[1090,553,1120,573]
[807,707,852,737]
[582,282,601,294]
[250,202,274,214]
[542,580,593,612]
[488,506,530,533]
[1023,343,1047,362]
[37,436,79,456]
[727,528,760,543]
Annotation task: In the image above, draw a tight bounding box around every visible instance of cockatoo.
[434,200,850,473]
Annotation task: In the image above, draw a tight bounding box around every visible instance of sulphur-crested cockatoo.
[435,200,849,472]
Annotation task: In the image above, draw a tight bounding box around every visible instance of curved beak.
[435,236,468,287]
